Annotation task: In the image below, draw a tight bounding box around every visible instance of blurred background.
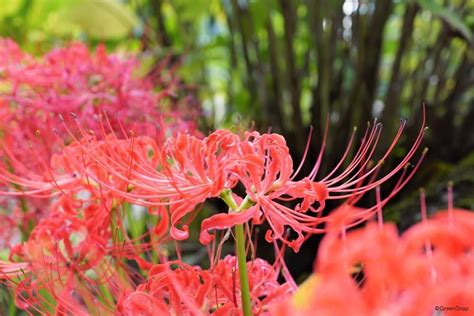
[0,0,472,280]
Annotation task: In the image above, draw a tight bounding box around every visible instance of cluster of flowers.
[0,38,200,247]
[0,39,471,315]
[274,203,474,315]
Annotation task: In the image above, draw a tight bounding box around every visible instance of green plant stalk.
[38,288,56,313]
[111,207,124,243]
[8,298,16,316]
[220,190,254,316]
[98,283,114,308]
[124,202,148,262]
[234,222,253,316]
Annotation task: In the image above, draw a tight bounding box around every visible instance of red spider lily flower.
[0,38,198,186]
[212,255,294,313]
[0,123,158,204]
[0,260,29,279]
[1,107,426,252]
[117,255,292,315]
[0,38,201,239]
[201,114,426,251]
[50,128,242,240]
[0,38,32,71]
[271,207,474,316]
[0,213,20,247]
[0,39,198,136]
[1,203,136,314]
[12,222,106,300]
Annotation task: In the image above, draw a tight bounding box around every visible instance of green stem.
[8,297,16,316]
[235,223,253,316]
[219,190,254,316]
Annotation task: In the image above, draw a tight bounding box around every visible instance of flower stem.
[219,190,254,316]
[235,222,253,316]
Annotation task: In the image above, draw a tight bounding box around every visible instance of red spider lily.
[200,114,426,251]
[5,218,110,313]
[117,256,292,315]
[0,260,29,279]
[0,194,146,314]
[0,38,197,135]
[1,36,464,316]
[271,207,474,316]
[0,38,198,185]
[0,38,201,242]
[37,127,243,240]
[0,107,426,252]
[0,213,20,247]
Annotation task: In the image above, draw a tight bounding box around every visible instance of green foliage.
[50,0,138,40]
[413,0,472,42]
[0,0,138,51]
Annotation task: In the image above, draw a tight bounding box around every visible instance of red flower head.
[117,255,292,315]
[0,38,201,237]
[1,107,426,253]
[200,114,426,251]
[0,195,139,314]
[271,205,474,315]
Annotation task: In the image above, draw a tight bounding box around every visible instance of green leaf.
[169,0,210,21]
[413,0,472,42]
[52,0,139,40]
[0,0,22,19]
